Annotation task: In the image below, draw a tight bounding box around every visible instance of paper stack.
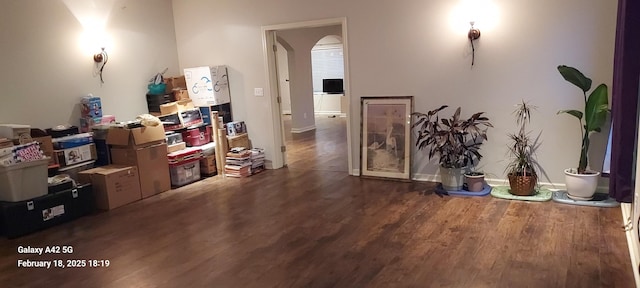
[250,148,265,175]
[225,147,252,177]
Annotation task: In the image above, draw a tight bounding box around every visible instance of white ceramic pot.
[564,168,600,200]
[465,173,485,192]
[441,167,464,191]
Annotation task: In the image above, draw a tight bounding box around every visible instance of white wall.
[172,0,617,184]
[276,42,292,115]
[0,0,180,129]
[276,25,342,133]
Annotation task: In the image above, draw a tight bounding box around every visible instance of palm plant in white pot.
[412,105,493,191]
[557,65,609,200]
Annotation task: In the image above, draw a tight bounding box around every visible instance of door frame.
[261,17,353,174]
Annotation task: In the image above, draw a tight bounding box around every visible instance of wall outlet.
[254,88,264,97]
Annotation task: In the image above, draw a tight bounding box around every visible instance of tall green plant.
[505,101,541,178]
[557,65,609,174]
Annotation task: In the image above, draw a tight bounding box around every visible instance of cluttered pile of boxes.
[0,65,267,238]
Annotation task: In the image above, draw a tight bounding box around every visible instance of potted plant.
[412,106,493,191]
[464,170,486,192]
[505,100,542,196]
[557,65,609,200]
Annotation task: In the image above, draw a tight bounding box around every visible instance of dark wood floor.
[0,115,634,287]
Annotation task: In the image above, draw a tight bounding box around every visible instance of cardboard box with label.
[78,165,141,210]
[106,125,165,149]
[110,143,171,198]
[183,66,231,107]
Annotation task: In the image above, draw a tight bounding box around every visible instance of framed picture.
[360,96,413,180]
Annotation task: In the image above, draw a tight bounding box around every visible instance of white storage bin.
[169,158,201,187]
[0,158,49,202]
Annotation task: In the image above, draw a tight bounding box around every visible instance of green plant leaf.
[585,84,609,132]
[557,109,583,120]
[558,65,592,93]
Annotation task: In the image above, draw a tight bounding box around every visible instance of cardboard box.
[106,125,165,148]
[110,143,171,198]
[164,76,187,92]
[0,138,13,149]
[183,66,231,106]
[167,142,186,154]
[78,165,141,210]
[200,154,216,175]
[228,133,250,149]
[53,143,97,167]
[33,136,54,165]
[159,99,195,115]
[174,89,190,101]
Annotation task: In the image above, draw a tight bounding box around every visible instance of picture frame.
[360,96,413,181]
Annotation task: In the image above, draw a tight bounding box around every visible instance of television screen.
[323,79,344,94]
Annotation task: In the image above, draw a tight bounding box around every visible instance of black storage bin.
[146,93,174,106]
[94,139,111,167]
[46,126,79,138]
[0,184,94,239]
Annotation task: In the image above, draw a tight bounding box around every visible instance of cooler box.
[0,184,94,239]
[0,158,49,202]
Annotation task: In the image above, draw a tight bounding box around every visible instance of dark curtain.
[609,0,640,202]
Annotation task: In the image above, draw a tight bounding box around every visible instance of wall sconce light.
[93,47,108,84]
[467,21,480,67]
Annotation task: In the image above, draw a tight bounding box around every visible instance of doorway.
[262,18,353,174]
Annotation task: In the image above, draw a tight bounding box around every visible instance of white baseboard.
[621,203,640,287]
[291,125,316,134]
[314,111,346,117]
[351,169,360,176]
[411,173,570,191]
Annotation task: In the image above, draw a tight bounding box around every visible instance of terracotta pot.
[508,173,537,196]
[564,168,600,200]
[465,173,485,192]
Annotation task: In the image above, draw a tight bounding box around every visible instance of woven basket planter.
[508,173,537,196]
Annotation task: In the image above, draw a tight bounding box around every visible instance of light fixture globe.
[468,27,481,40]
[468,21,481,40]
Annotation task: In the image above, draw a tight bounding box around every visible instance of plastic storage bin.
[0,158,49,202]
[169,158,201,187]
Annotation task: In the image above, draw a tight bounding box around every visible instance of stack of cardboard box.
[164,75,189,101]
[107,124,171,199]
[79,124,171,210]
